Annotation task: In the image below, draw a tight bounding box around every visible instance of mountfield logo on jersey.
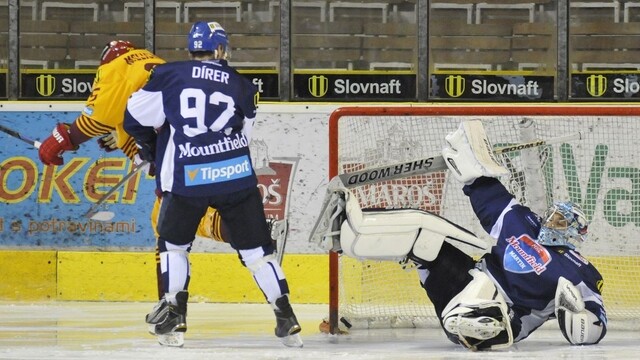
[178,133,249,158]
[184,155,252,185]
[504,235,551,275]
[586,75,607,97]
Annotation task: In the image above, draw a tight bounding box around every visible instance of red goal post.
[324,105,640,334]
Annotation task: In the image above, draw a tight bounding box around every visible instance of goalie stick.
[337,132,582,188]
[0,123,42,148]
[309,131,583,248]
[83,160,149,221]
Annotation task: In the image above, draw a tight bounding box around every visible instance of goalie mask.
[100,40,135,65]
[538,202,588,249]
[188,21,229,59]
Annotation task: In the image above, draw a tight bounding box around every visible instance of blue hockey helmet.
[188,21,228,55]
[538,201,588,249]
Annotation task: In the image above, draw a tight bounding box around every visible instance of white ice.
[0,302,638,359]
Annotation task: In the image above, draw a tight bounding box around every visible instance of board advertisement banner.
[0,105,333,253]
[18,70,279,100]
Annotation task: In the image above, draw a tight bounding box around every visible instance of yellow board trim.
[0,251,328,303]
[3,251,637,308]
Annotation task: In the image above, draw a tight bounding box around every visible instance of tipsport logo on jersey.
[182,141,299,222]
[503,235,551,275]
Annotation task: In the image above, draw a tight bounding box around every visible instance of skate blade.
[279,333,303,348]
[157,332,184,347]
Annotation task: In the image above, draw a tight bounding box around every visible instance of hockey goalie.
[313,120,607,351]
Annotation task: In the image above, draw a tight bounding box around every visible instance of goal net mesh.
[330,107,640,331]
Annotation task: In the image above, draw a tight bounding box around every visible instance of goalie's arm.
[555,277,607,345]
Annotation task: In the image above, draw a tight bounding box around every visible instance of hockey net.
[323,105,640,333]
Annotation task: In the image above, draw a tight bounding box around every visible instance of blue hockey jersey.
[124,59,259,197]
[463,177,607,342]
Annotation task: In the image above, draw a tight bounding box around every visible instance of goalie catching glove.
[555,277,606,345]
[442,120,508,185]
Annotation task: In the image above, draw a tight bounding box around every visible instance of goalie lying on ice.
[318,120,607,351]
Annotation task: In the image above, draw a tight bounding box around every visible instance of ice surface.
[0,302,638,359]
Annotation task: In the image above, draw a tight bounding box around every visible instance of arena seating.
[2,0,637,71]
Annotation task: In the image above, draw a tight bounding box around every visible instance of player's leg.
[197,206,289,265]
[144,195,166,333]
[149,192,208,347]
[214,186,303,347]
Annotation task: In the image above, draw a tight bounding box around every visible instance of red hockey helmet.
[100,40,135,65]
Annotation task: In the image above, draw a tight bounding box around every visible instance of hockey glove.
[133,153,156,177]
[555,277,605,345]
[442,120,508,185]
[38,123,78,166]
[135,140,156,163]
[97,131,118,152]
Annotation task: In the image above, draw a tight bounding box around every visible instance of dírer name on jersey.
[192,66,229,84]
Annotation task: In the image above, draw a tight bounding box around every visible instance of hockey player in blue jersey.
[318,120,606,351]
[123,21,302,348]
[421,121,607,350]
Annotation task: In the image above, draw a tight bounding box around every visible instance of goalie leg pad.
[441,269,513,350]
[339,186,488,261]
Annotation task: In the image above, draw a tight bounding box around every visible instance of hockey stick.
[308,131,583,247]
[0,123,42,148]
[83,160,149,221]
[337,132,582,189]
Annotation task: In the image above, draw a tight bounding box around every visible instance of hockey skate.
[443,304,509,351]
[267,218,288,265]
[145,297,169,335]
[444,313,505,341]
[273,296,303,347]
[152,291,188,347]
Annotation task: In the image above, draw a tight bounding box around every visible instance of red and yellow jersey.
[75,49,165,159]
